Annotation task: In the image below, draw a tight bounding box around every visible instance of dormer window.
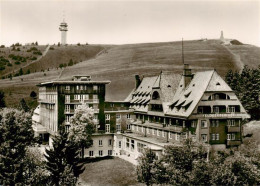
[185,91,191,98]
[216,82,220,85]
[167,85,171,88]
[152,91,160,100]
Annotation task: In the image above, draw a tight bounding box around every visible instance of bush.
[30,91,37,98]
[15,61,21,65]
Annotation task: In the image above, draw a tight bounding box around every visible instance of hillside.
[0,39,260,107]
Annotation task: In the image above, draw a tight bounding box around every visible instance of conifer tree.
[0,90,6,108]
[0,108,34,185]
[19,98,29,112]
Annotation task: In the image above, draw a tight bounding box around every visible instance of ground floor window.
[108,150,113,156]
[169,132,172,139]
[201,134,207,142]
[211,133,219,141]
[89,151,94,157]
[227,133,235,140]
[99,150,103,156]
[137,142,146,153]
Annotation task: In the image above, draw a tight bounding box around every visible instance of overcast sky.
[0,0,259,46]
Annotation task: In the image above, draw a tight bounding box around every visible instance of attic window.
[180,85,183,87]
[167,85,171,88]
[216,82,220,86]
[185,91,191,98]
[193,84,195,87]
[148,86,150,88]
[141,86,142,89]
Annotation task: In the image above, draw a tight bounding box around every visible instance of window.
[228,106,235,113]
[89,151,94,157]
[108,139,112,146]
[201,134,207,142]
[231,133,235,140]
[99,150,103,156]
[227,120,235,126]
[126,138,130,148]
[84,94,89,100]
[157,130,160,136]
[108,150,112,156]
[211,134,215,140]
[132,125,135,131]
[116,114,121,119]
[169,132,172,139]
[110,103,114,107]
[213,107,219,113]
[162,131,165,138]
[119,141,122,148]
[216,134,219,140]
[141,127,144,133]
[127,114,131,119]
[65,85,70,90]
[191,121,196,128]
[127,124,131,130]
[176,133,180,141]
[80,85,84,90]
[65,115,70,123]
[65,125,70,132]
[152,91,160,100]
[131,140,135,151]
[74,104,78,110]
[105,114,110,120]
[137,143,146,153]
[93,85,98,91]
[136,125,139,132]
[94,114,98,120]
[76,85,79,90]
[105,124,110,133]
[99,140,103,146]
[147,128,150,134]
[116,124,121,132]
[65,95,70,103]
[65,105,70,113]
[201,120,207,128]
[227,134,231,140]
[152,129,155,135]
[93,94,98,100]
[216,120,219,127]
[74,95,79,100]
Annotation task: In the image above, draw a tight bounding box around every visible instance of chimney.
[183,64,192,88]
[135,75,141,89]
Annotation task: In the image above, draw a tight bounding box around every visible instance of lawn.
[79,157,144,186]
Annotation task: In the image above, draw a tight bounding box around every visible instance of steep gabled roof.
[166,70,214,117]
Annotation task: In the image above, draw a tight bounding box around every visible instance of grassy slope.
[79,157,143,186]
[243,121,260,144]
[0,45,47,76]
[60,39,242,101]
[1,39,260,107]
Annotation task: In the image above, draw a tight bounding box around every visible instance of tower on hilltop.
[59,20,68,45]
[220,30,224,42]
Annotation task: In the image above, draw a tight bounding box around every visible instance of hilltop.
[0,39,259,107]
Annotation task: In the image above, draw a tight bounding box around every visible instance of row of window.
[198,105,240,114]
[132,125,181,141]
[65,85,98,91]
[89,150,113,157]
[105,123,131,133]
[65,94,98,103]
[201,119,237,128]
[201,133,236,142]
[65,104,98,113]
[105,114,131,120]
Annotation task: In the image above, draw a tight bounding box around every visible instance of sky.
[0,0,260,47]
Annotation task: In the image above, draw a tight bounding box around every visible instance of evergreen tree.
[0,108,34,185]
[30,91,37,99]
[136,148,157,186]
[68,59,74,66]
[0,90,6,108]
[19,68,23,76]
[19,98,29,112]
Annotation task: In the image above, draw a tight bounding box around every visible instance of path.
[222,45,244,72]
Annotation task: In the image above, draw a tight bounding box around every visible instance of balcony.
[105,107,129,111]
[227,140,241,146]
[227,126,240,133]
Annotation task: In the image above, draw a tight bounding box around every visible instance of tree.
[30,91,37,99]
[45,126,81,186]
[0,90,6,108]
[59,64,64,69]
[26,69,31,74]
[225,66,260,120]
[69,103,96,152]
[68,59,74,66]
[136,148,157,186]
[23,148,50,185]
[0,108,34,185]
[19,68,24,76]
[19,98,29,112]
[35,41,38,46]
